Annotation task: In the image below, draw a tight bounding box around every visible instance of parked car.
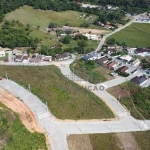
[0,78,2,80]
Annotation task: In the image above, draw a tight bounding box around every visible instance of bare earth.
[68,134,93,150]
[0,88,43,133]
[63,26,109,34]
[116,133,140,150]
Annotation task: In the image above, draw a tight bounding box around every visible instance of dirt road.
[0,88,43,133]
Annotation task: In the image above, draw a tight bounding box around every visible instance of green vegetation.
[6,6,95,29]
[0,53,8,61]
[0,66,114,120]
[90,133,121,150]
[70,59,107,84]
[0,103,47,150]
[133,131,150,150]
[107,82,150,119]
[0,20,40,49]
[107,23,150,47]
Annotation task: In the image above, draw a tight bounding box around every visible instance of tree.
[107,38,116,45]
[61,35,71,44]
[77,40,87,47]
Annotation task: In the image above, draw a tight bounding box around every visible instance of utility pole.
[5,72,8,80]
[28,83,30,92]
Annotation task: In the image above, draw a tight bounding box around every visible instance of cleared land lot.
[107,82,150,119]
[0,66,114,119]
[5,6,95,29]
[68,131,150,150]
[0,102,47,150]
[107,23,150,47]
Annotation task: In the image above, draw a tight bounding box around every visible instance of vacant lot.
[70,60,110,84]
[0,102,47,150]
[0,66,114,119]
[107,82,150,119]
[68,131,150,150]
[6,6,95,29]
[107,23,150,47]
[93,66,114,81]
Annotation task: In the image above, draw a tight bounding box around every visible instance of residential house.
[120,66,129,73]
[62,27,74,34]
[83,53,101,61]
[56,52,70,61]
[104,25,114,29]
[36,55,43,60]
[95,56,108,65]
[134,48,150,55]
[107,61,117,70]
[29,58,41,63]
[22,56,29,63]
[0,51,5,57]
[120,55,133,62]
[14,55,23,62]
[107,45,116,49]
[43,56,52,61]
[82,33,99,40]
[124,47,136,54]
[107,48,116,54]
[131,76,148,86]
[131,58,141,67]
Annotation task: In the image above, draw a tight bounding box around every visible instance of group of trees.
[0,0,149,24]
[107,38,127,47]
[0,21,40,49]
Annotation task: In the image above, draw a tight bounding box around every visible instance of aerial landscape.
[0,0,150,150]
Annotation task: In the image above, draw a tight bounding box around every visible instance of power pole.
[28,83,30,92]
[5,72,8,80]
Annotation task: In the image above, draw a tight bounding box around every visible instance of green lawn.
[0,103,47,150]
[0,65,114,120]
[30,28,58,46]
[90,133,121,150]
[107,82,150,119]
[70,60,107,84]
[107,23,150,47]
[6,6,95,30]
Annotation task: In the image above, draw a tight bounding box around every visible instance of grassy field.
[89,133,121,150]
[107,82,150,119]
[68,131,150,150]
[0,66,114,120]
[107,23,150,47]
[70,60,108,84]
[0,103,47,150]
[6,6,95,29]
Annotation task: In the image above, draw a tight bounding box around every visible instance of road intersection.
[0,60,150,150]
[0,13,150,149]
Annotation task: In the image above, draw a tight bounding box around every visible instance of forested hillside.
[0,0,149,23]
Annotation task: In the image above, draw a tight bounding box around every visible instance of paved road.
[0,79,150,150]
[95,14,140,52]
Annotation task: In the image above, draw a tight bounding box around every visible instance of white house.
[43,56,52,61]
[131,58,141,67]
[83,53,101,61]
[120,55,133,62]
[83,33,100,40]
[0,51,5,57]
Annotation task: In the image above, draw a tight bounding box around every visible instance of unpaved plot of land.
[0,88,43,133]
[68,134,93,150]
[68,132,142,150]
[93,66,114,81]
[63,26,109,34]
[117,133,140,150]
